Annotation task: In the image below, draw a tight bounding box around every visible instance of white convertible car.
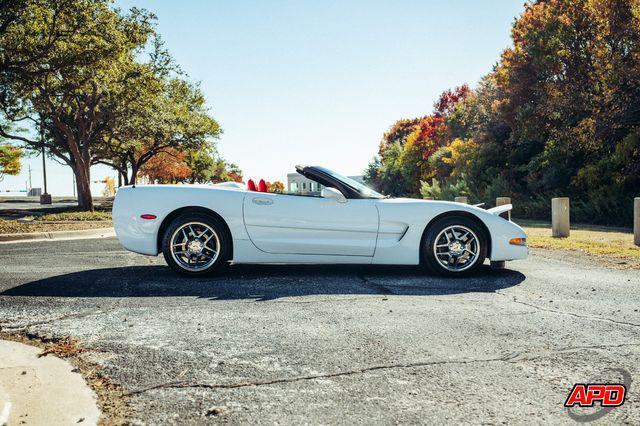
[113,165,527,277]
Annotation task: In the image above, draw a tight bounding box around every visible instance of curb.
[0,339,100,424]
[0,227,115,243]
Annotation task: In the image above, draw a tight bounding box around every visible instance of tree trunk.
[74,162,94,211]
[129,164,139,185]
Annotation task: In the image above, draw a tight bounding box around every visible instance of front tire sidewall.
[162,213,230,276]
[423,216,488,276]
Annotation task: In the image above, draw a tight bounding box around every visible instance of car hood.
[376,197,507,218]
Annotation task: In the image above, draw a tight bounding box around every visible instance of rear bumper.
[113,188,161,256]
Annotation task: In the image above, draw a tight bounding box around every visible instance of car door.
[243,192,379,256]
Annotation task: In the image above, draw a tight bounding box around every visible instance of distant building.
[27,187,42,197]
[286,173,363,195]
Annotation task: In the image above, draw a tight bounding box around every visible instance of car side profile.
[113,165,528,276]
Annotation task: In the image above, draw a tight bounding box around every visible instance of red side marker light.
[140,214,157,220]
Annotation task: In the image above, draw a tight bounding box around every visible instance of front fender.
[373,199,527,264]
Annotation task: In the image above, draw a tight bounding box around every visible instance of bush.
[420,178,471,201]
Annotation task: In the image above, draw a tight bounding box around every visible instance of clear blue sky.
[2,0,525,196]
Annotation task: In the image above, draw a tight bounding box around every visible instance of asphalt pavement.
[0,237,638,424]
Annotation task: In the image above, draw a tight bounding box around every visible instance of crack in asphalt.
[495,292,640,328]
[125,341,639,397]
[125,353,520,396]
[0,309,109,331]
[268,297,388,304]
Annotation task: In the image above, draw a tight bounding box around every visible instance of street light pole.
[39,121,52,204]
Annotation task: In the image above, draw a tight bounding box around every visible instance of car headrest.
[258,179,268,192]
[247,179,257,191]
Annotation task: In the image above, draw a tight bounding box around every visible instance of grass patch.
[0,209,112,234]
[516,218,632,233]
[517,221,640,268]
[0,219,112,234]
[34,210,112,221]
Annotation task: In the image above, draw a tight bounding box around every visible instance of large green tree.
[0,1,227,211]
[97,75,221,185]
[493,0,640,220]
[0,0,155,210]
[367,0,640,225]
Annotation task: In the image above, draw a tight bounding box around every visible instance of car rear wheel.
[423,216,488,276]
[161,213,230,276]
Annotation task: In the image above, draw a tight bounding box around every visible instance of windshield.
[314,166,384,199]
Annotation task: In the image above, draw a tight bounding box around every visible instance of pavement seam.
[495,292,640,328]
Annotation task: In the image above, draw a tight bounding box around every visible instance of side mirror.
[321,187,347,203]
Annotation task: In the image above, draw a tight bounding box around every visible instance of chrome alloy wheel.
[433,225,480,272]
[169,221,220,272]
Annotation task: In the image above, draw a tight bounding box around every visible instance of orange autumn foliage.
[140,149,192,184]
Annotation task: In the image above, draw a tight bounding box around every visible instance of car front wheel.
[161,213,230,276]
[423,216,488,276]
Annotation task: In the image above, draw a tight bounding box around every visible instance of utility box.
[40,193,52,205]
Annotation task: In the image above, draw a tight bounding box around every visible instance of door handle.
[252,198,273,206]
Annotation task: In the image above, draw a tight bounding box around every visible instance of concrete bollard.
[635,197,640,247]
[552,197,570,238]
[496,197,511,220]
[454,196,468,204]
[496,197,511,206]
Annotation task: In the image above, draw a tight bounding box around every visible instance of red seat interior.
[258,179,268,192]
[247,179,257,191]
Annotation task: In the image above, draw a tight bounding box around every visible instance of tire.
[423,216,488,276]
[161,212,231,277]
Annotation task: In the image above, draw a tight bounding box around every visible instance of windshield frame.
[296,165,384,199]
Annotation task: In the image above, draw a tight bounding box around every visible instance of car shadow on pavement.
[1,264,525,301]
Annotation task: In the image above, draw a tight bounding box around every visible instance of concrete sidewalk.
[0,340,100,426]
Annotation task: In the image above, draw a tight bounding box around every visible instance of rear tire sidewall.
[423,216,488,276]
[162,213,231,276]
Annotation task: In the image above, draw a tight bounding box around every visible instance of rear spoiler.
[487,204,512,219]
